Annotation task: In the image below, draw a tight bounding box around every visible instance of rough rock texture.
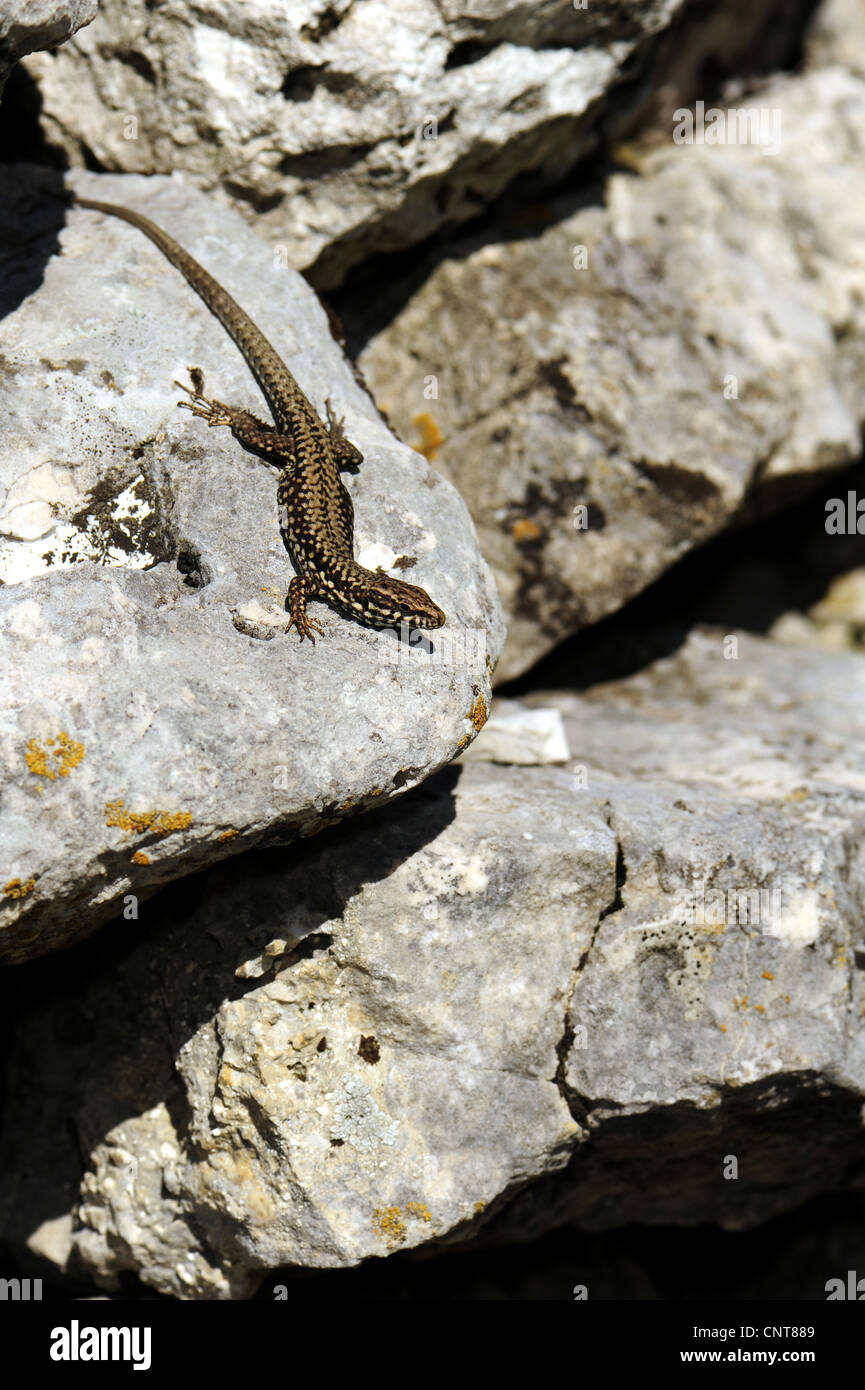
[0,168,503,965]
[770,566,865,652]
[807,0,865,71]
[359,65,865,681]
[0,0,95,94]
[4,629,865,1298]
[459,696,569,764]
[20,0,691,287]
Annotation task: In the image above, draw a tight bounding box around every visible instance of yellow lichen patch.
[104,799,192,836]
[131,851,150,866]
[762,971,775,981]
[753,1004,765,1013]
[218,829,239,843]
[374,1203,433,1248]
[411,412,444,461]
[469,695,488,734]
[26,731,84,781]
[511,518,543,543]
[3,877,35,899]
[406,1201,432,1222]
[457,693,489,749]
[374,1206,407,1249]
[475,1201,485,1213]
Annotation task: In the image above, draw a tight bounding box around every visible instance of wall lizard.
[74,197,446,642]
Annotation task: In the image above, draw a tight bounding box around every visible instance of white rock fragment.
[461,698,570,765]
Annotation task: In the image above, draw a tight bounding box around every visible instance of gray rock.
[769,564,865,653]
[459,696,569,764]
[807,0,865,73]
[20,0,689,287]
[359,64,865,680]
[4,629,865,1297]
[0,0,95,94]
[0,168,503,964]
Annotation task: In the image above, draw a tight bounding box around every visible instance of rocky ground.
[1,0,865,1300]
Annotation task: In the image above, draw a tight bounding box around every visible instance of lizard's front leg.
[175,374,297,468]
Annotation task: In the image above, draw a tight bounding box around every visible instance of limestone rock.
[0,0,95,94]
[3,630,865,1296]
[21,0,689,287]
[359,65,865,679]
[807,0,865,73]
[0,168,503,964]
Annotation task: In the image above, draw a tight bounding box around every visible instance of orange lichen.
[104,799,192,836]
[406,1202,432,1222]
[218,829,239,843]
[469,695,488,734]
[511,518,543,543]
[374,1203,433,1247]
[26,731,84,781]
[457,694,489,749]
[761,971,774,980]
[411,412,445,461]
[131,851,150,865]
[374,1206,407,1248]
[3,877,35,899]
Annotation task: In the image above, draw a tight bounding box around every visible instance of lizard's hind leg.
[325,398,363,473]
[286,575,326,643]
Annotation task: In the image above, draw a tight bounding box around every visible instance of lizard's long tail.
[74,196,312,429]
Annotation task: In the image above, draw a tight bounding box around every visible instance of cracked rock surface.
[20,0,689,287]
[359,63,865,680]
[0,0,95,94]
[0,169,502,964]
[3,628,865,1297]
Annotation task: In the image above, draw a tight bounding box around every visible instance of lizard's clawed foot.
[174,373,234,429]
[325,398,363,472]
[324,398,346,439]
[286,612,326,643]
[286,575,326,643]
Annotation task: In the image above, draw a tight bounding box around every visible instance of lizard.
[73,196,446,643]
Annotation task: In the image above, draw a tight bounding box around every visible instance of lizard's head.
[360,574,446,630]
